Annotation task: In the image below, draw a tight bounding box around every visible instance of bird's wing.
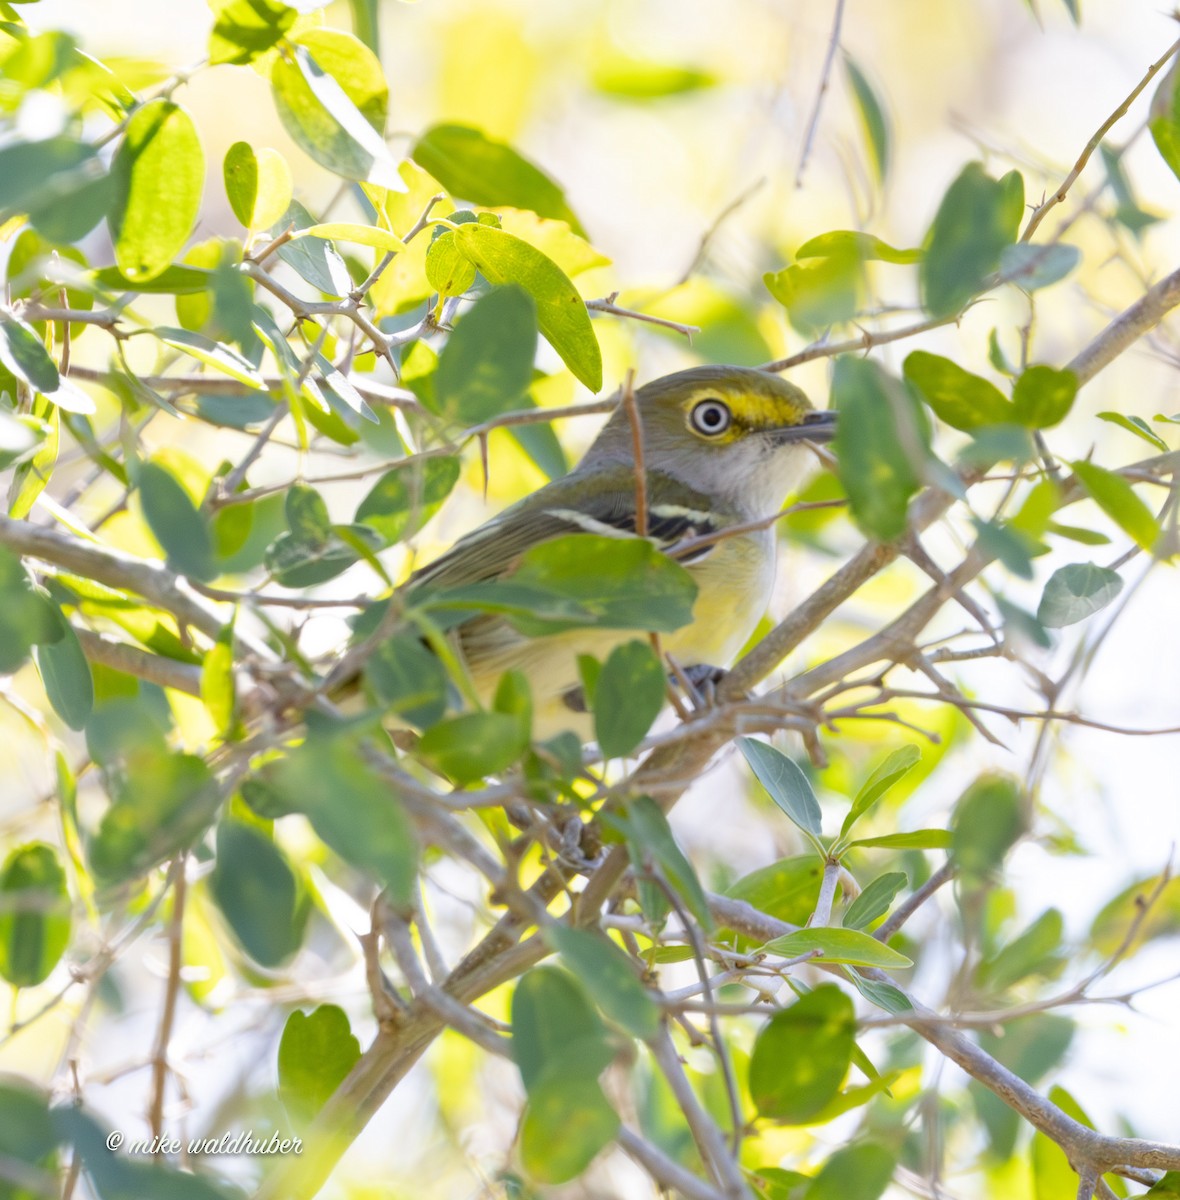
[406,467,724,592]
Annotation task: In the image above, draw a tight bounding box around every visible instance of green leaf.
[138,460,217,582]
[434,285,537,424]
[285,483,332,545]
[155,325,267,389]
[833,356,929,541]
[1032,1086,1093,1200]
[201,628,237,736]
[0,316,59,394]
[847,971,914,1014]
[761,927,913,969]
[223,141,292,230]
[0,409,48,471]
[1097,411,1168,451]
[921,163,1023,316]
[1011,365,1077,429]
[1037,563,1124,628]
[1147,1172,1180,1196]
[951,774,1025,878]
[109,100,204,283]
[412,123,584,234]
[520,1071,618,1184]
[978,908,1064,992]
[209,0,296,64]
[617,795,712,931]
[594,640,666,758]
[441,534,697,637]
[271,199,354,296]
[0,843,71,988]
[264,523,384,586]
[355,455,461,544]
[93,263,212,295]
[972,517,1036,580]
[844,54,891,184]
[88,749,222,885]
[999,242,1081,291]
[416,712,529,785]
[545,925,659,1039]
[211,820,308,967]
[903,350,1013,431]
[425,229,478,298]
[739,738,823,849]
[0,136,95,218]
[803,1142,896,1200]
[511,965,614,1091]
[749,985,856,1122]
[1072,460,1161,552]
[271,29,396,187]
[842,872,907,931]
[589,53,716,100]
[365,631,449,728]
[270,736,417,904]
[764,253,862,335]
[277,1005,361,1131]
[0,548,62,674]
[450,224,602,391]
[34,609,93,731]
[839,745,921,839]
[847,829,952,850]
[723,856,826,929]
[297,221,406,253]
[795,231,920,264]
[1046,521,1111,546]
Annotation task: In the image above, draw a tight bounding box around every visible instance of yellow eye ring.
[689,398,731,437]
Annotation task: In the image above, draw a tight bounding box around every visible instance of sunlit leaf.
[1011,365,1077,429]
[1097,411,1168,451]
[223,141,293,230]
[434,285,537,423]
[109,101,204,282]
[34,608,93,731]
[271,30,398,187]
[297,222,406,253]
[921,163,1023,316]
[417,712,529,784]
[749,985,855,1122]
[844,54,891,184]
[833,356,929,541]
[155,326,267,389]
[842,872,907,931]
[840,745,921,839]
[951,775,1025,878]
[545,925,659,1039]
[271,200,354,297]
[723,856,826,930]
[761,927,913,969]
[209,0,296,65]
[412,123,584,233]
[847,829,952,850]
[0,843,71,988]
[278,1005,361,1131]
[356,455,461,544]
[977,908,1064,992]
[0,316,59,394]
[1037,563,1123,628]
[137,460,217,582]
[795,231,919,264]
[903,350,1012,431]
[451,223,602,390]
[1071,460,1161,552]
[803,1142,896,1200]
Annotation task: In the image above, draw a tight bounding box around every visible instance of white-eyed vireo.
[394,364,835,738]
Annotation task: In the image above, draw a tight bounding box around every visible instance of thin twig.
[148,858,187,1146]
[1021,35,1180,242]
[795,0,848,188]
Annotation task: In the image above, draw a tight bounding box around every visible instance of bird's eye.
[689,398,732,436]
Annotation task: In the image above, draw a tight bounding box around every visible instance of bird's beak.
[772,409,838,444]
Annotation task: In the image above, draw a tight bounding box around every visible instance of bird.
[369,364,836,741]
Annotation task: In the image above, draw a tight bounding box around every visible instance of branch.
[795,0,848,188]
[1021,35,1180,243]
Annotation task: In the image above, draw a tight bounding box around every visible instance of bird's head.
[580,365,836,515]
